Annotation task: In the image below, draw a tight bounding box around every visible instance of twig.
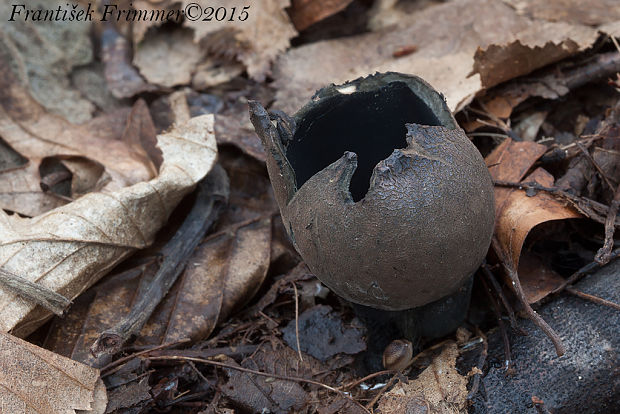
[493,179,618,228]
[0,267,71,315]
[339,370,392,391]
[479,269,512,370]
[595,183,620,264]
[552,247,620,293]
[467,327,488,400]
[187,360,214,388]
[147,355,371,414]
[575,142,617,192]
[101,338,191,374]
[366,374,397,410]
[481,262,527,336]
[565,287,620,311]
[148,345,259,361]
[91,167,229,357]
[291,281,303,362]
[492,238,566,356]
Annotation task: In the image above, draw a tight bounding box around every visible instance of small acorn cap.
[383,339,413,371]
[250,72,495,311]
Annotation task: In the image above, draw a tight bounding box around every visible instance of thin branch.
[366,374,397,410]
[575,142,617,192]
[552,247,620,293]
[339,370,392,391]
[147,355,371,414]
[291,281,303,362]
[91,168,228,357]
[467,327,488,400]
[492,238,566,356]
[479,269,512,370]
[595,183,620,264]
[565,287,620,311]
[0,267,71,315]
[493,179,618,229]
[481,262,527,336]
[100,338,191,374]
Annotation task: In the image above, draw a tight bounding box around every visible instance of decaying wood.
[472,260,620,413]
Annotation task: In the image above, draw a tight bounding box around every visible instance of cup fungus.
[249,72,494,338]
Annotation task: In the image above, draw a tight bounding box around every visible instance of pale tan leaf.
[503,0,620,26]
[0,113,217,337]
[272,0,532,114]
[133,28,203,88]
[272,0,605,114]
[0,332,105,414]
[182,0,297,81]
[377,342,467,414]
[0,0,95,123]
[0,60,160,216]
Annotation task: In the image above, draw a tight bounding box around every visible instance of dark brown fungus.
[249,72,494,312]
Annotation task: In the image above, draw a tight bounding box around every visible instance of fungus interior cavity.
[287,82,442,202]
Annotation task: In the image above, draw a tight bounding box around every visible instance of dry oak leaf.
[486,139,581,303]
[472,21,598,89]
[0,61,158,216]
[273,0,605,115]
[288,0,354,31]
[377,342,467,414]
[182,0,297,81]
[503,0,620,27]
[0,332,106,414]
[0,114,217,337]
[272,0,534,114]
[41,217,272,365]
[0,0,95,123]
[133,27,203,89]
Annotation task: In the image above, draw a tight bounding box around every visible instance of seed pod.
[249,72,494,311]
[382,339,413,371]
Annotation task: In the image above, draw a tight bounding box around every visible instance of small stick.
[147,355,371,414]
[91,168,228,357]
[481,262,527,335]
[0,268,71,315]
[595,183,620,264]
[575,142,617,192]
[565,287,620,311]
[291,281,303,362]
[100,338,191,374]
[148,345,259,361]
[479,270,512,370]
[339,370,392,391]
[366,374,397,410]
[493,179,617,228]
[467,327,488,400]
[492,238,566,356]
[552,247,620,293]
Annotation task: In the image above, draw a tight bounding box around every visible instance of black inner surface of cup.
[287,81,442,202]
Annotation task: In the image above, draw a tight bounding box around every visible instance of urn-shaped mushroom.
[249,72,494,312]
